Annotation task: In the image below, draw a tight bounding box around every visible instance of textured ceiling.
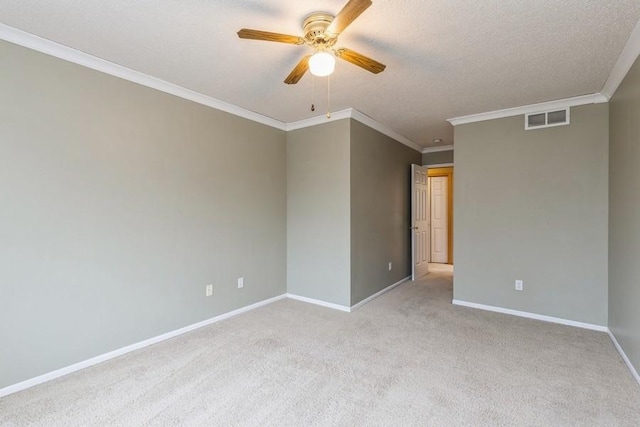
[1,0,639,148]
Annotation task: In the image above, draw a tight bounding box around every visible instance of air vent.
[525,108,570,130]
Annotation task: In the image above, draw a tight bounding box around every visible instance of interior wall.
[609,54,640,374]
[422,150,453,166]
[453,103,609,325]
[350,120,421,305]
[0,41,287,389]
[286,120,351,307]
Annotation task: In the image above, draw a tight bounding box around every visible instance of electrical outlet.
[515,280,523,291]
[237,277,244,289]
[388,262,392,271]
[206,284,213,297]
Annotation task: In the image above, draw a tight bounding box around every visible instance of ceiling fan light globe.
[309,52,335,77]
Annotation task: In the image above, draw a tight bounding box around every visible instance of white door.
[430,176,448,263]
[411,164,429,280]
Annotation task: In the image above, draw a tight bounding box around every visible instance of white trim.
[601,19,640,99]
[285,109,352,131]
[0,294,287,398]
[422,144,454,154]
[427,163,454,168]
[607,329,640,386]
[286,294,351,312]
[350,109,422,152]
[451,299,608,332]
[350,276,411,311]
[0,23,286,131]
[447,93,608,126]
[286,108,423,153]
[0,23,423,152]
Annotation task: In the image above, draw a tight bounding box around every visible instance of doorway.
[427,167,453,264]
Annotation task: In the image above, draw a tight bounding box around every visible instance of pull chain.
[326,74,331,119]
[311,76,315,112]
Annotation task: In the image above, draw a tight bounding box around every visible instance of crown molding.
[285,108,422,152]
[601,19,640,99]
[285,109,352,131]
[349,109,422,152]
[286,108,422,152]
[0,23,287,131]
[422,144,453,154]
[351,108,422,152]
[447,93,608,126]
[0,23,422,150]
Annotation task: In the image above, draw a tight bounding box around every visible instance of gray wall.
[609,55,640,373]
[0,41,287,388]
[350,121,421,305]
[453,104,609,325]
[422,150,453,166]
[286,120,351,307]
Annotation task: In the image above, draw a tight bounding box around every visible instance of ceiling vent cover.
[525,108,570,130]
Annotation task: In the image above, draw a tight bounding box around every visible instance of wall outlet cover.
[238,277,244,289]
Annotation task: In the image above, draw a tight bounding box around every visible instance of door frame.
[427,165,453,264]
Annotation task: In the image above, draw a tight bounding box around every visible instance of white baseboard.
[607,329,640,386]
[286,276,411,313]
[286,294,351,312]
[0,294,287,398]
[451,299,608,332]
[350,276,411,311]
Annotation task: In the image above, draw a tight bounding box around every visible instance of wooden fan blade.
[335,48,386,74]
[326,0,372,36]
[284,55,311,84]
[237,29,304,45]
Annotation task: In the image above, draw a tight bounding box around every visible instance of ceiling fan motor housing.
[303,12,337,48]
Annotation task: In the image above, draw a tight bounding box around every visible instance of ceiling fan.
[237,0,386,84]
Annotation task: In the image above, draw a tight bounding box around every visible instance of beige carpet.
[2,265,639,426]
